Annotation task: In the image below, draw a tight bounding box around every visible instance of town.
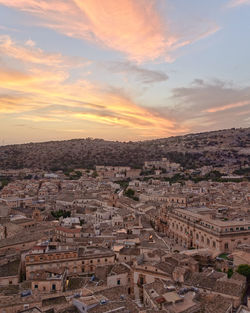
[1,0,250,311]
[0,158,249,313]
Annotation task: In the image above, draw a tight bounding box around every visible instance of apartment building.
[25,247,115,279]
[31,268,67,293]
[166,195,188,207]
[167,208,250,253]
[144,158,180,171]
[55,226,81,243]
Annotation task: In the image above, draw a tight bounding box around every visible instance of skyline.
[0,0,250,144]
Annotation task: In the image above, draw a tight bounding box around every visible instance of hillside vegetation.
[0,127,249,170]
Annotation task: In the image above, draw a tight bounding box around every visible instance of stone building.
[167,207,250,253]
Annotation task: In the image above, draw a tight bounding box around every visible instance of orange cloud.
[0,67,30,82]
[0,35,62,67]
[0,36,186,138]
[0,0,218,62]
[0,35,87,68]
[205,100,249,113]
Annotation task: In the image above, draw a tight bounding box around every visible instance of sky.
[0,0,250,145]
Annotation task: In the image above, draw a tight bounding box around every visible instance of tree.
[0,178,10,190]
[124,188,139,201]
[92,170,98,178]
[51,210,71,219]
[24,174,33,180]
[125,188,135,197]
[227,268,233,278]
[237,264,250,278]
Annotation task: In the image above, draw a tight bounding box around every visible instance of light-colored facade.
[25,248,115,279]
[31,269,67,293]
[55,226,81,243]
[167,208,250,253]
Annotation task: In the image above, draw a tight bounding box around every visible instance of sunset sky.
[0,0,250,144]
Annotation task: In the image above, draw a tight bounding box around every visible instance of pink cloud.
[228,0,250,7]
[0,0,219,62]
[205,100,249,113]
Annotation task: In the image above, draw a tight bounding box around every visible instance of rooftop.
[0,259,20,277]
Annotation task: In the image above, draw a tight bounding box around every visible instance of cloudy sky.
[0,0,249,144]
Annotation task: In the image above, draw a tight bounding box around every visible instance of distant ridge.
[0,127,249,170]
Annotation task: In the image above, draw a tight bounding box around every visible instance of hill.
[0,127,249,170]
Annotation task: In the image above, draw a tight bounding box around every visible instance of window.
[9,281,12,285]
[225,243,229,249]
[140,276,144,285]
[213,241,216,248]
[117,279,120,285]
[52,284,56,291]
[35,284,38,289]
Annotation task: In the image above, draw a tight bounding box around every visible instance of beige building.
[55,226,81,243]
[106,263,131,289]
[232,250,250,266]
[0,197,33,209]
[0,259,20,286]
[31,268,67,293]
[166,195,188,207]
[167,208,250,253]
[25,247,115,279]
